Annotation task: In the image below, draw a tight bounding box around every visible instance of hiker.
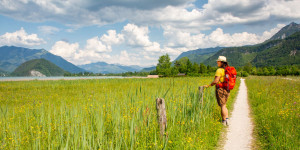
[204,56,230,126]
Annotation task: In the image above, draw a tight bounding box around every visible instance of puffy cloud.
[49,37,112,65]
[121,24,162,53]
[162,23,286,54]
[47,23,164,66]
[83,0,193,10]
[1,0,297,30]
[0,27,46,47]
[38,26,60,34]
[122,24,152,47]
[267,0,300,20]
[100,30,124,45]
[0,0,194,27]
[85,36,111,52]
[260,24,286,41]
[74,49,111,65]
[49,41,79,60]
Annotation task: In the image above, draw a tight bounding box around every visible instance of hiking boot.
[222,120,227,126]
[226,119,230,126]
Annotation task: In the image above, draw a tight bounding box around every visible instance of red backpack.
[216,66,237,91]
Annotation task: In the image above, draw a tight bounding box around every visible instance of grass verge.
[245,76,300,149]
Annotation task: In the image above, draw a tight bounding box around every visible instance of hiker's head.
[216,56,228,68]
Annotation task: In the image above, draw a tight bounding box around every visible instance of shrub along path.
[223,78,253,150]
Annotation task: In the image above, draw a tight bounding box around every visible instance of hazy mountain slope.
[174,47,224,64]
[79,62,143,74]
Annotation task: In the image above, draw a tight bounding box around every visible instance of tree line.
[155,54,300,77]
[238,62,300,77]
[155,54,217,76]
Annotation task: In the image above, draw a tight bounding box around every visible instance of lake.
[0,76,130,81]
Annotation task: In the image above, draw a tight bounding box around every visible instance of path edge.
[215,78,242,150]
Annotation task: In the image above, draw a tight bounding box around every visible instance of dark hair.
[221,61,228,68]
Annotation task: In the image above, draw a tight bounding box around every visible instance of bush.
[238,71,249,77]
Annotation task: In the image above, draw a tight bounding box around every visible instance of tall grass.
[245,76,300,149]
[0,77,240,149]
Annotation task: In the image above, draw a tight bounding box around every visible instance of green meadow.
[0,77,240,149]
[246,76,300,149]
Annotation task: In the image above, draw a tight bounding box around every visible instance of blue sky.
[0,0,299,67]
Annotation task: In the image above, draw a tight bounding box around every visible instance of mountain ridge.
[203,31,300,67]
[173,22,300,68]
[79,61,143,74]
[173,47,225,64]
[0,46,85,73]
[268,22,300,41]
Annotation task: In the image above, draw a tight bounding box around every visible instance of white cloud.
[1,0,298,30]
[260,24,286,41]
[100,30,124,45]
[48,23,163,66]
[122,24,152,47]
[74,49,111,65]
[162,23,286,55]
[121,23,162,53]
[267,0,300,19]
[85,36,111,53]
[50,38,112,65]
[47,40,111,65]
[49,41,79,60]
[38,26,60,34]
[0,27,46,47]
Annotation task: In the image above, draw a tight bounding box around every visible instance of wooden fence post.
[199,86,204,104]
[156,98,167,137]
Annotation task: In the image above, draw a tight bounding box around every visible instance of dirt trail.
[223,78,253,150]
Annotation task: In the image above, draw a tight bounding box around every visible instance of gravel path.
[223,78,253,150]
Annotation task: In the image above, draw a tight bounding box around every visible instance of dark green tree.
[171,66,179,76]
[243,62,252,73]
[199,63,207,74]
[186,59,193,74]
[156,54,172,76]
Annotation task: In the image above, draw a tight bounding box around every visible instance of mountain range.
[0,46,85,73]
[78,62,143,74]
[173,22,300,68]
[0,46,145,74]
[203,22,300,67]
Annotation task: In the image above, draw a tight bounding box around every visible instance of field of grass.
[0,77,240,149]
[246,76,300,149]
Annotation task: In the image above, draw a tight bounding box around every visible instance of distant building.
[147,75,159,78]
[177,73,186,76]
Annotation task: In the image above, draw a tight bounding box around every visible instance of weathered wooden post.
[199,86,204,104]
[156,98,167,137]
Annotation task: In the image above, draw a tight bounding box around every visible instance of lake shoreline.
[0,76,148,81]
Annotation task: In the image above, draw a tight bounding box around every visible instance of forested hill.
[0,68,9,76]
[12,59,67,76]
[203,31,300,67]
[173,47,225,64]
